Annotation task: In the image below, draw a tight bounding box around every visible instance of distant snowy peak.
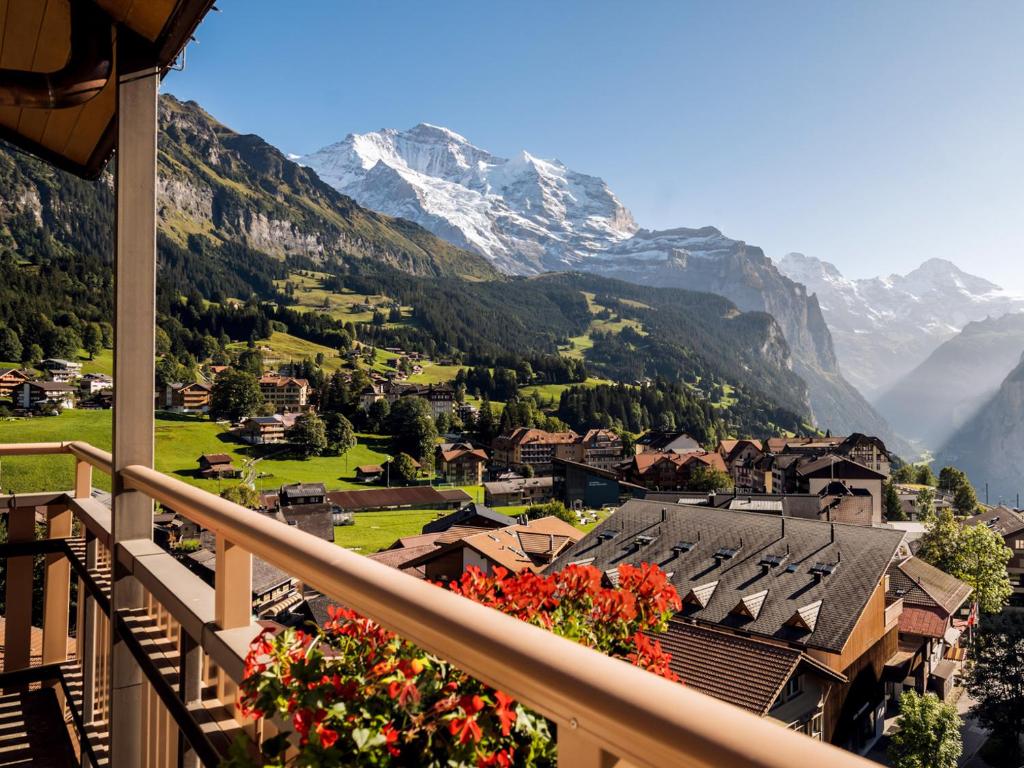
[777,252,848,286]
[777,252,1024,399]
[590,226,773,267]
[301,124,636,274]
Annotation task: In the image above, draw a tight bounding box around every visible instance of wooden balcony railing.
[884,597,904,633]
[0,441,876,768]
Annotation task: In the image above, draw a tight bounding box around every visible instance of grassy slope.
[276,272,410,324]
[405,363,465,385]
[0,413,607,554]
[227,332,344,372]
[333,510,445,554]
[0,411,393,494]
[1,348,113,377]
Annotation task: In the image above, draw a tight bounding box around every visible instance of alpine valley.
[0,95,819,444]
[10,98,1024,471]
[302,125,913,455]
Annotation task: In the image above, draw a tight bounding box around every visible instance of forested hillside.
[0,94,814,440]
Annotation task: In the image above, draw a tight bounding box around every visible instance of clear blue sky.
[165,0,1024,290]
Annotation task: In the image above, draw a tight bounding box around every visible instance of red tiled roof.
[440,448,488,463]
[327,486,461,511]
[681,452,727,472]
[899,605,949,638]
[496,427,579,447]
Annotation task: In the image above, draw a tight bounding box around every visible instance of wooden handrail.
[65,441,113,475]
[0,442,68,456]
[1,442,876,768]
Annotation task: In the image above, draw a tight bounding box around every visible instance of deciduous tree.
[918,507,1013,613]
[888,690,962,768]
[324,412,356,457]
[0,325,22,362]
[289,412,328,458]
[389,452,419,485]
[966,611,1024,768]
[685,464,733,492]
[221,484,260,509]
[82,323,102,361]
[386,396,438,462]
[211,369,263,423]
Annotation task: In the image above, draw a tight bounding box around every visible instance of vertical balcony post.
[75,459,93,500]
[178,631,201,768]
[42,503,73,668]
[557,728,619,768]
[110,45,159,768]
[81,534,99,726]
[214,535,251,703]
[2,507,36,675]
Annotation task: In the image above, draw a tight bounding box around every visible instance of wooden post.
[3,507,35,675]
[81,535,99,726]
[43,504,73,667]
[214,534,251,705]
[557,728,621,768]
[110,51,159,768]
[214,535,252,631]
[75,459,93,500]
[178,631,201,768]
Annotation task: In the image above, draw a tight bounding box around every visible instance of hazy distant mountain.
[305,126,911,453]
[875,313,1024,449]
[778,253,1024,399]
[937,354,1024,504]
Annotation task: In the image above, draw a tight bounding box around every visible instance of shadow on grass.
[155,412,212,423]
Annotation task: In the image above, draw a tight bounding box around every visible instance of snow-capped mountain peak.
[300,125,637,274]
[776,252,1024,399]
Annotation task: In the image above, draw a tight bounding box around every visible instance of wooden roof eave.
[0,0,216,179]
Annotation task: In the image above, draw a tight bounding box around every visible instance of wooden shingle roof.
[887,556,972,615]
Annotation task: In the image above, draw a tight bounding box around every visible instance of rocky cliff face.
[584,226,913,455]
[937,355,1024,503]
[156,98,496,280]
[304,124,909,450]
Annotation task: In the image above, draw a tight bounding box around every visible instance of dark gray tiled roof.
[550,499,905,653]
[421,503,517,534]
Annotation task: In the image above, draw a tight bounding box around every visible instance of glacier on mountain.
[300,124,637,274]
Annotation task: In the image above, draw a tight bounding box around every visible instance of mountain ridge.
[159,98,497,281]
[937,352,1024,504]
[875,312,1024,450]
[0,95,819,441]
[301,124,637,274]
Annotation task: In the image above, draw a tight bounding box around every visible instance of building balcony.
[884,597,904,633]
[0,440,879,768]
